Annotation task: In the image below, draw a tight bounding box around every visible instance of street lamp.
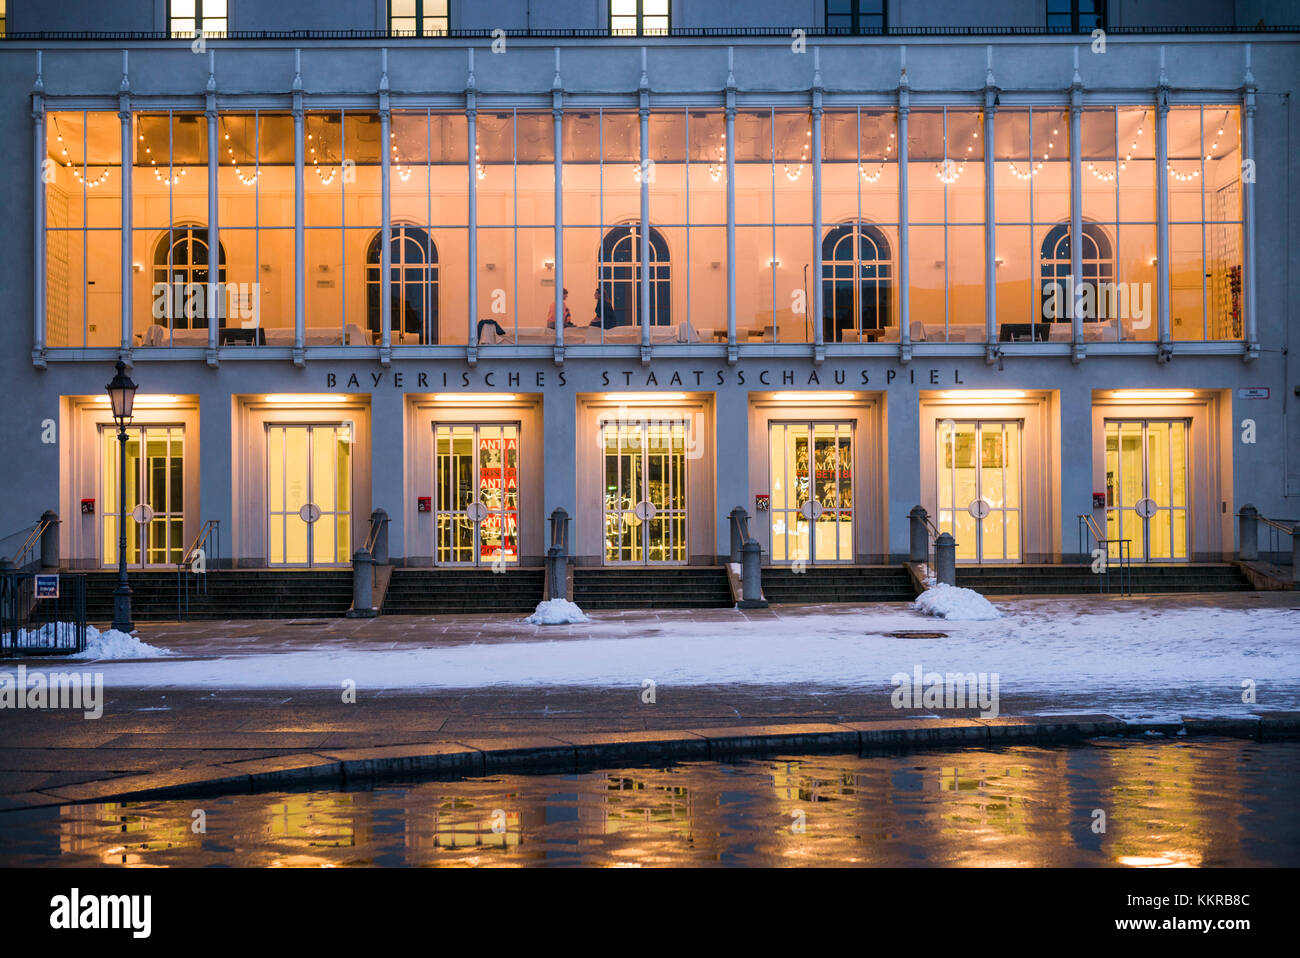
[105,360,137,633]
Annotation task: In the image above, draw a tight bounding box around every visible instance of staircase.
[955,563,1254,595]
[381,567,545,615]
[82,569,355,622]
[761,565,916,604]
[573,566,733,610]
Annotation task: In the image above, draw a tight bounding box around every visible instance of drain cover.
[884,630,949,639]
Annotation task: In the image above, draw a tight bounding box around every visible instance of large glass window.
[826,1,886,33]
[1168,105,1243,341]
[993,106,1070,342]
[304,111,382,346]
[476,110,555,345]
[1046,0,1105,32]
[168,0,228,36]
[908,107,985,343]
[45,111,122,348]
[610,0,669,36]
[388,0,450,36]
[736,109,815,343]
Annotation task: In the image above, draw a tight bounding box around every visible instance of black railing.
[1,571,87,656]
[1077,513,1131,595]
[0,514,56,572]
[176,519,220,619]
[3,24,1297,41]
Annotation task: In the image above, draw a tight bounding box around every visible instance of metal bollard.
[40,511,60,570]
[1237,504,1258,561]
[738,538,767,609]
[909,505,929,564]
[350,549,375,617]
[547,546,566,600]
[729,506,749,563]
[370,509,389,565]
[934,532,956,586]
[1292,525,1300,588]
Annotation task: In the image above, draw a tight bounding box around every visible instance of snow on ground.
[70,625,171,660]
[37,600,1300,722]
[524,599,591,626]
[914,583,1002,621]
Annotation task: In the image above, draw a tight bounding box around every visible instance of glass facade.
[41,102,1247,350]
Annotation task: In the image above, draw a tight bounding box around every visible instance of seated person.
[546,288,575,328]
[591,286,622,329]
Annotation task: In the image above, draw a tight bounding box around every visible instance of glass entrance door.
[1105,420,1189,561]
[602,420,688,564]
[101,426,185,567]
[936,421,1022,563]
[768,423,854,564]
[434,424,520,565]
[267,423,353,566]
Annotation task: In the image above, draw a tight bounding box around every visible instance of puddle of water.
[1,738,1296,867]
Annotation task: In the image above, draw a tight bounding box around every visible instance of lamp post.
[105,360,137,633]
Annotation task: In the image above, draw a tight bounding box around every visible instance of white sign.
[299,503,322,523]
[634,500,659,521]
[968,498,992,520]
[130,503,155,524]
[1134,497,1159,519]
[1237,387,1269,399]
[799,500,825,520]
[466,500,489,523]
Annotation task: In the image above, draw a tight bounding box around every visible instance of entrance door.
[602,420,687,564]
[936,420,1022,563]
[267,424,353,566]
[101,426,185,567]
[434,423,520,565]
[768,422,854,564]
[1104,420,1189,561]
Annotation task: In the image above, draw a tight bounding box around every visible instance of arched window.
[821,222,892,342]
[1039,222,1114,323]
[598,225,671,328]
[152,225,225,330]
[367,226,438,345]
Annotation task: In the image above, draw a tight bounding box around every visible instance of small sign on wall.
[1092,492,1106,509]
[755,494,769,512]
[80,498,95,515]
[417,497,432,513]
[35,575,59,599]
[1237,387,1269,399]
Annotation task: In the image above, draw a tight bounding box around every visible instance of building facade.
[1,1,1297,572]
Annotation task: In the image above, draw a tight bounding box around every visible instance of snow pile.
[524,598,592,625]
[70,625,170,660]
[913,583,1002,621]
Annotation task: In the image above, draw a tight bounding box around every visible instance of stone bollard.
[349,549,375,617]
[1292,525,1300,588]
[1237,504,1258,561]
[909,505,930,563]
[934,532,957,586]
[729,506,748,564]
[738,537,768,609]
[547,546,566,600]
[40,511,60,570]
[549,507,570,555]
[369,509,389,565]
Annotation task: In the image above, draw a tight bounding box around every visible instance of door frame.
[600,417,690,566]
[1103,417,1192,562]
[431,420,523,567]
[935,418,1024,565]
[97,422,188,569]
[265,421,355,568]
[766,419,857,566]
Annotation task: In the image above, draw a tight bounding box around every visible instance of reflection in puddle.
[2,738,1296,867]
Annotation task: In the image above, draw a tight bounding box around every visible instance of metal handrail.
[176,519,220,618]
[1259,516,1299,535]
[2,515,55,570]
[1076,513,1131,595]
[362,514,387,556]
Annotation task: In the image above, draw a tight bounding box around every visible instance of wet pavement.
[2,738,1296,867]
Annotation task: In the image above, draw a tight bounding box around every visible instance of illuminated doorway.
[768,422,854,564]
[266,423,353,566]
[1104,420,1190,561]
[602,420,687,564]
[433,423,521,566]
[101,425,185,567]
[936,420,1022,563]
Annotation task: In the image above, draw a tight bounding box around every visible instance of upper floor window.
[389,0,449,36]
[826,0,886,34]
[1,1,7,39]
[1046,0,1105,32]
[610,0,670,37]
[168,0,228,37]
